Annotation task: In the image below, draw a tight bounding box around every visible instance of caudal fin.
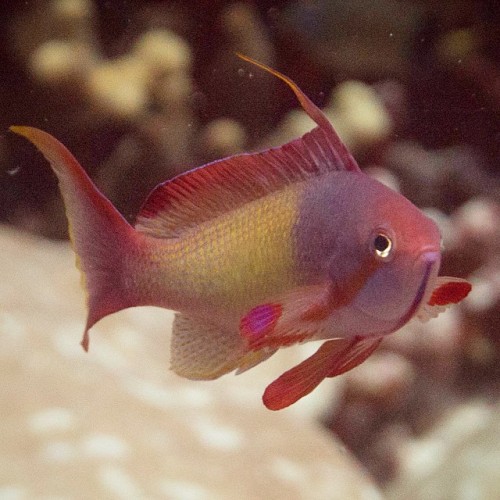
[11,126,139,350]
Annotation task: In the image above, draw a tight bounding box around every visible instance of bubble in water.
[237,68,245,77]
[7,166,21,176]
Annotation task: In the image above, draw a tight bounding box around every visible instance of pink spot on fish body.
[240,303,282,348]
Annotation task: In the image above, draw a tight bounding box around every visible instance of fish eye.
[372,233,393,259]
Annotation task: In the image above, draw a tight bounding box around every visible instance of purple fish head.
[352,245,441,328]
[347,178,443,331]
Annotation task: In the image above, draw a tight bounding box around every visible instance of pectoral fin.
[417,276,472,321]
[240,283,334,350]
[263,337,382,410]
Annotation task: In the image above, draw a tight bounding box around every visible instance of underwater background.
[1,1,499,498]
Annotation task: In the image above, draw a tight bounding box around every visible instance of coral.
[0,226,383,499]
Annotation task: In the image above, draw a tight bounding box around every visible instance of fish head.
[346,177,443,329]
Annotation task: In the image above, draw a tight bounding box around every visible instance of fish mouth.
[395,250,440,329]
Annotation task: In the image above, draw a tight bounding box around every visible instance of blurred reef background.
[1,1,499,499]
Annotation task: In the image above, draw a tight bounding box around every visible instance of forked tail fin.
[11,126,140,351]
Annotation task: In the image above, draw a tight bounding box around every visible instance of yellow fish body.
[11,55,471,409]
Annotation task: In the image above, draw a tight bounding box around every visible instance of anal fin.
[235,349,278,375]
[240,283,333,350]
[171,313,253,380]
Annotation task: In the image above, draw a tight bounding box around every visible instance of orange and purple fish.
[10,55,471,410]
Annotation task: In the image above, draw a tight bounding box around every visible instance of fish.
[10,54,471,411]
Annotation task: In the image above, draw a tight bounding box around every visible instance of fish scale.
[140,185,302,315]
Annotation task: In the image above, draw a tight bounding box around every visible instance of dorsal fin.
[236,54,358,172]
[136,55,360,238]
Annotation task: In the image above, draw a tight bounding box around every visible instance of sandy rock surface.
[0,225,382,500]
[386,400,500,500]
